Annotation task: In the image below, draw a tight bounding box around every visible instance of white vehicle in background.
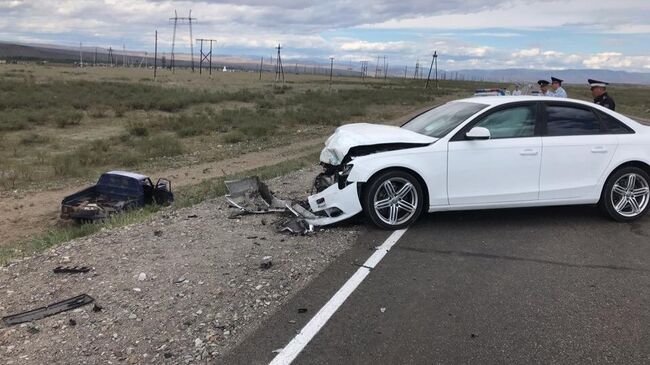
[307,96,650,229]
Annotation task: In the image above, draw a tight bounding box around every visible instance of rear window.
[597,111,634,134]
[402,102,487,138]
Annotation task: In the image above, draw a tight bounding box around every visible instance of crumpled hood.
[319,123,437,165]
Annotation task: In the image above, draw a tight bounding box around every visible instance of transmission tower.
[274,43,285,85]
[360,61,368,80]
[169,10,197,72]
[107,46,114,67]
[196,38,215,75]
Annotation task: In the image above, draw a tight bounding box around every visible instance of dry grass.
[1,63,648,191]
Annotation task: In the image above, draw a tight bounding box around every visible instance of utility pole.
[79,42,83,67]
[274,43,285,86]
[108,46,114,67]
[123,43,126,67]
[258,57,263,80]
[169,10,197,72]
[425,51,436,89]
[94,47,97,66]
[404,66,408,78]
[329,57,334,86]
[374,55,380,78]
[434,51,438,89]
[413,59,419,80]
[154,30,158,80]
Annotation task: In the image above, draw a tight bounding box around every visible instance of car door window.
[474,105,536,139]
[546,105,601,136]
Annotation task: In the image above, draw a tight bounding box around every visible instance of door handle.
[591,146,608,153]
[519,149,538,156]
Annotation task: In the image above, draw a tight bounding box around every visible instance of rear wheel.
[363,169,424,230]
[600,167,650,222]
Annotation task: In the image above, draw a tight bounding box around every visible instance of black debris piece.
[297,308,308,314]
[260,256,273,270]
[92,304,103,312]
[2,294,95,326]
[153,230,163,237]
[69,319,77,326]
[187,214,198,218]
[53,266,91,274]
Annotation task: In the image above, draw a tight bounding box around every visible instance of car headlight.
[340,164,353,176]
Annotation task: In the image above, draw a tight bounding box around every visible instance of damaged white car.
[308,96,650,229]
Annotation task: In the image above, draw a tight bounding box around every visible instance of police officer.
[538,80,551,96]
[550,77,567,98]
[512,84,522,96]
[588,79,615,110]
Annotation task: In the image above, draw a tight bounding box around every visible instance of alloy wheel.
[373,177,419,226]
[610,172,650,218]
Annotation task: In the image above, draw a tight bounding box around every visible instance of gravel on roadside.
[0,165,360,364]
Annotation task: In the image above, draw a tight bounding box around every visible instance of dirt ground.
[0,136,325,246]
[0,165,362,364]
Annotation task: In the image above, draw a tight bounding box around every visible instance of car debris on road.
[2,294,95,326]
[52,266,91,274]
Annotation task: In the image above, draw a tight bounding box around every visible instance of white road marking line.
[269,228,408,365]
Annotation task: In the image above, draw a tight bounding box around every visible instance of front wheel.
[363,169,424,230]
[600,167,650,222]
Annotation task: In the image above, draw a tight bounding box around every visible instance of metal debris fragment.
[2,294,95,326]
[225,176,288,214]
[277,217,314,235]
[53,266,91,274]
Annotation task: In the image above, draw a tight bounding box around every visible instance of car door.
[447,102,542,205]
[539,103,618,200]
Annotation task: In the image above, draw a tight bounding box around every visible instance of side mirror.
[465,126,491,140]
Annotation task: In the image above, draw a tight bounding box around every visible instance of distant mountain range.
[1,41,650,85]
[450,68,650,86]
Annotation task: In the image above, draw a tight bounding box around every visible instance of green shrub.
[126,121,150,137]
[19,133,50,145]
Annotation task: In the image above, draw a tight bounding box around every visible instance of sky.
[1,0,649,72]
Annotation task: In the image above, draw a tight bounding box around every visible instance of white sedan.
[305,96,650,229]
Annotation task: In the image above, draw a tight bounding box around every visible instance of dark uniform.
[594,92,616,111]
[588,78,616,111]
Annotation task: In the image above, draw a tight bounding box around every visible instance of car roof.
[104,170,149,180]
[453,95,599,108]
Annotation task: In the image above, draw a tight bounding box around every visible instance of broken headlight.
[338,164,354,189]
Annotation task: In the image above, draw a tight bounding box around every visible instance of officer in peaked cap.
[537,79,551,96]
[588,79,615,111]
[550,77,567,98]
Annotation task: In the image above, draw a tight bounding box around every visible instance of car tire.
[362,169,424,230]
[600,167,650,222]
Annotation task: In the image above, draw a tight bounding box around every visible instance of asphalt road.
[225,205,650,364]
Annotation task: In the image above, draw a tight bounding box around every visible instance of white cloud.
[512,48,541,58]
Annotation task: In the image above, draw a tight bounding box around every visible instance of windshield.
[402,102,487,138]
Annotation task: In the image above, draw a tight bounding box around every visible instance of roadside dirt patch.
[0,166,360,364]
[0,136,325,246]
